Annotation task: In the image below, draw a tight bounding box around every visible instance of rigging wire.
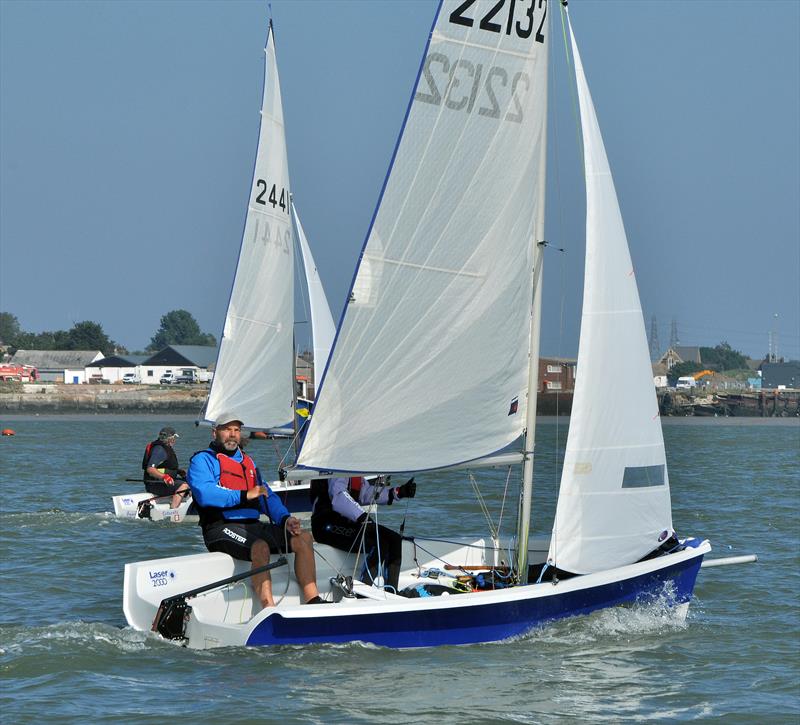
[559,0,583,167]
[469,470,497,540]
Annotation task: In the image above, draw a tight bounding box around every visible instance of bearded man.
[187,412,325,607]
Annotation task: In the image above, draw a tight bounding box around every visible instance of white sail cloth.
[547,15,673,574]
[297,0,549,473]
[204,25,295,429]
[293,203,335,393]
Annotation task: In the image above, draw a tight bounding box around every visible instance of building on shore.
[761,361,800,390]
[85,354,149,384]
[9,350,103,383]
[136,345,218,385]
[656,346,702,371]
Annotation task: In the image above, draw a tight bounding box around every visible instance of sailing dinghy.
[124,1,751,648]
[113,490,195,523]
[112,20,335,523]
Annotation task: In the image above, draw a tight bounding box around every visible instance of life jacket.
[348,477,364,497]
[191,447,259,526]
[141,440,179,481]
[216,451,258,491]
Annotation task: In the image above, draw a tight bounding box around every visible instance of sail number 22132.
[449,0,547,42]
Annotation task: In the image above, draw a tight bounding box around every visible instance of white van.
[121,372,141,384]
[676,376,697,390]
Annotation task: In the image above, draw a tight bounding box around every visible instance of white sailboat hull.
[112,491,194,522]
[123,537,710,649]
[112,480,312,522]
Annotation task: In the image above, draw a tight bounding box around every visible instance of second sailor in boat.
[142,426,190,511]
[187,412,327,606]
[310,476,416,592]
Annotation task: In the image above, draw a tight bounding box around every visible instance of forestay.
[297,0,549,473]
[547,14,672,574]
[293,202,335,393]
[205,23,295,429]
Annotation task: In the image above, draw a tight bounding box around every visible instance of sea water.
[0,415,797,723]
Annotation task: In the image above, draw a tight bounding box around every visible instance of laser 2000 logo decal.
[148,569,176,588]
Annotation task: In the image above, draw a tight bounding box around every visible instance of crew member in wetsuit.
[186,412,325,607]
[142,426,190,510]
[310,475,416,592]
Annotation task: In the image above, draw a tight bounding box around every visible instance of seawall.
[0,383,207,414]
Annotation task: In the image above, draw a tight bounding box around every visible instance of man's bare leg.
[171,484,189,510]
[251,539,274,607]
[290,531,320,603]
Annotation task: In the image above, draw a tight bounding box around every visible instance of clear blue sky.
[1,0,798,361]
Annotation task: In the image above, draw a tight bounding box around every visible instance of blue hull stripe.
[245,554,703,648]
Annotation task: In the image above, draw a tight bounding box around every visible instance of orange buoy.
[249,430,268,439]
[1,429,15,436]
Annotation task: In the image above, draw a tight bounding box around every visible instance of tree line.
[0,310,216,358]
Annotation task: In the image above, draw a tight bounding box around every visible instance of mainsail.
[293,202,335,394]
[547,14,673,574]
[297,0,549,473]
[204,23,295,429]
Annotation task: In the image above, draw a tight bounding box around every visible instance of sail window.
[621,465,665,488]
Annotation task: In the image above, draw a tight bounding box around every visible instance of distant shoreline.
[1,413,797,428]
[1,383,797,420]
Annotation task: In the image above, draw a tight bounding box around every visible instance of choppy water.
[1,415,798,723]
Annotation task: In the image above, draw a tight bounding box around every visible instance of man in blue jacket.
[187,412,325,607]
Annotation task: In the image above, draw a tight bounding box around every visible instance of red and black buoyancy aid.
[216,451,258,491]
[347,477,365,498]
[141,440,179,481]
[193,449,260,526]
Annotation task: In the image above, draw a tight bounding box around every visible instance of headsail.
[292,202,335,394]
[296,0,549,474]
[547,13,673,574]
[204,23,295,429]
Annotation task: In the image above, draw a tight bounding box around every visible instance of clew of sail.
[204,23,295,430]
[547,14,673,575]
[292,202,335,394]
[296,1,549,474]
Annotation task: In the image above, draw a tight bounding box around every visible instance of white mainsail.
[547,14,673,574]
[292,202,335,394]
[296,0,549,474]
[204,23,295,429]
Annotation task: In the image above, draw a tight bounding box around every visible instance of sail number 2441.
[254,179,289,214]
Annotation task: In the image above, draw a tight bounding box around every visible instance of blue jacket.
[187,446,290,524]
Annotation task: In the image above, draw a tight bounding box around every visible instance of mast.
[291,330,299,461]
[515,4,552,582]
[515,246,545,582]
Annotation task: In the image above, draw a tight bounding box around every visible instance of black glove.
[395,478,416,499]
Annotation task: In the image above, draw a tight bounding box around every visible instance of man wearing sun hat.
[141,425,190,510]
[187,411,326,607]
